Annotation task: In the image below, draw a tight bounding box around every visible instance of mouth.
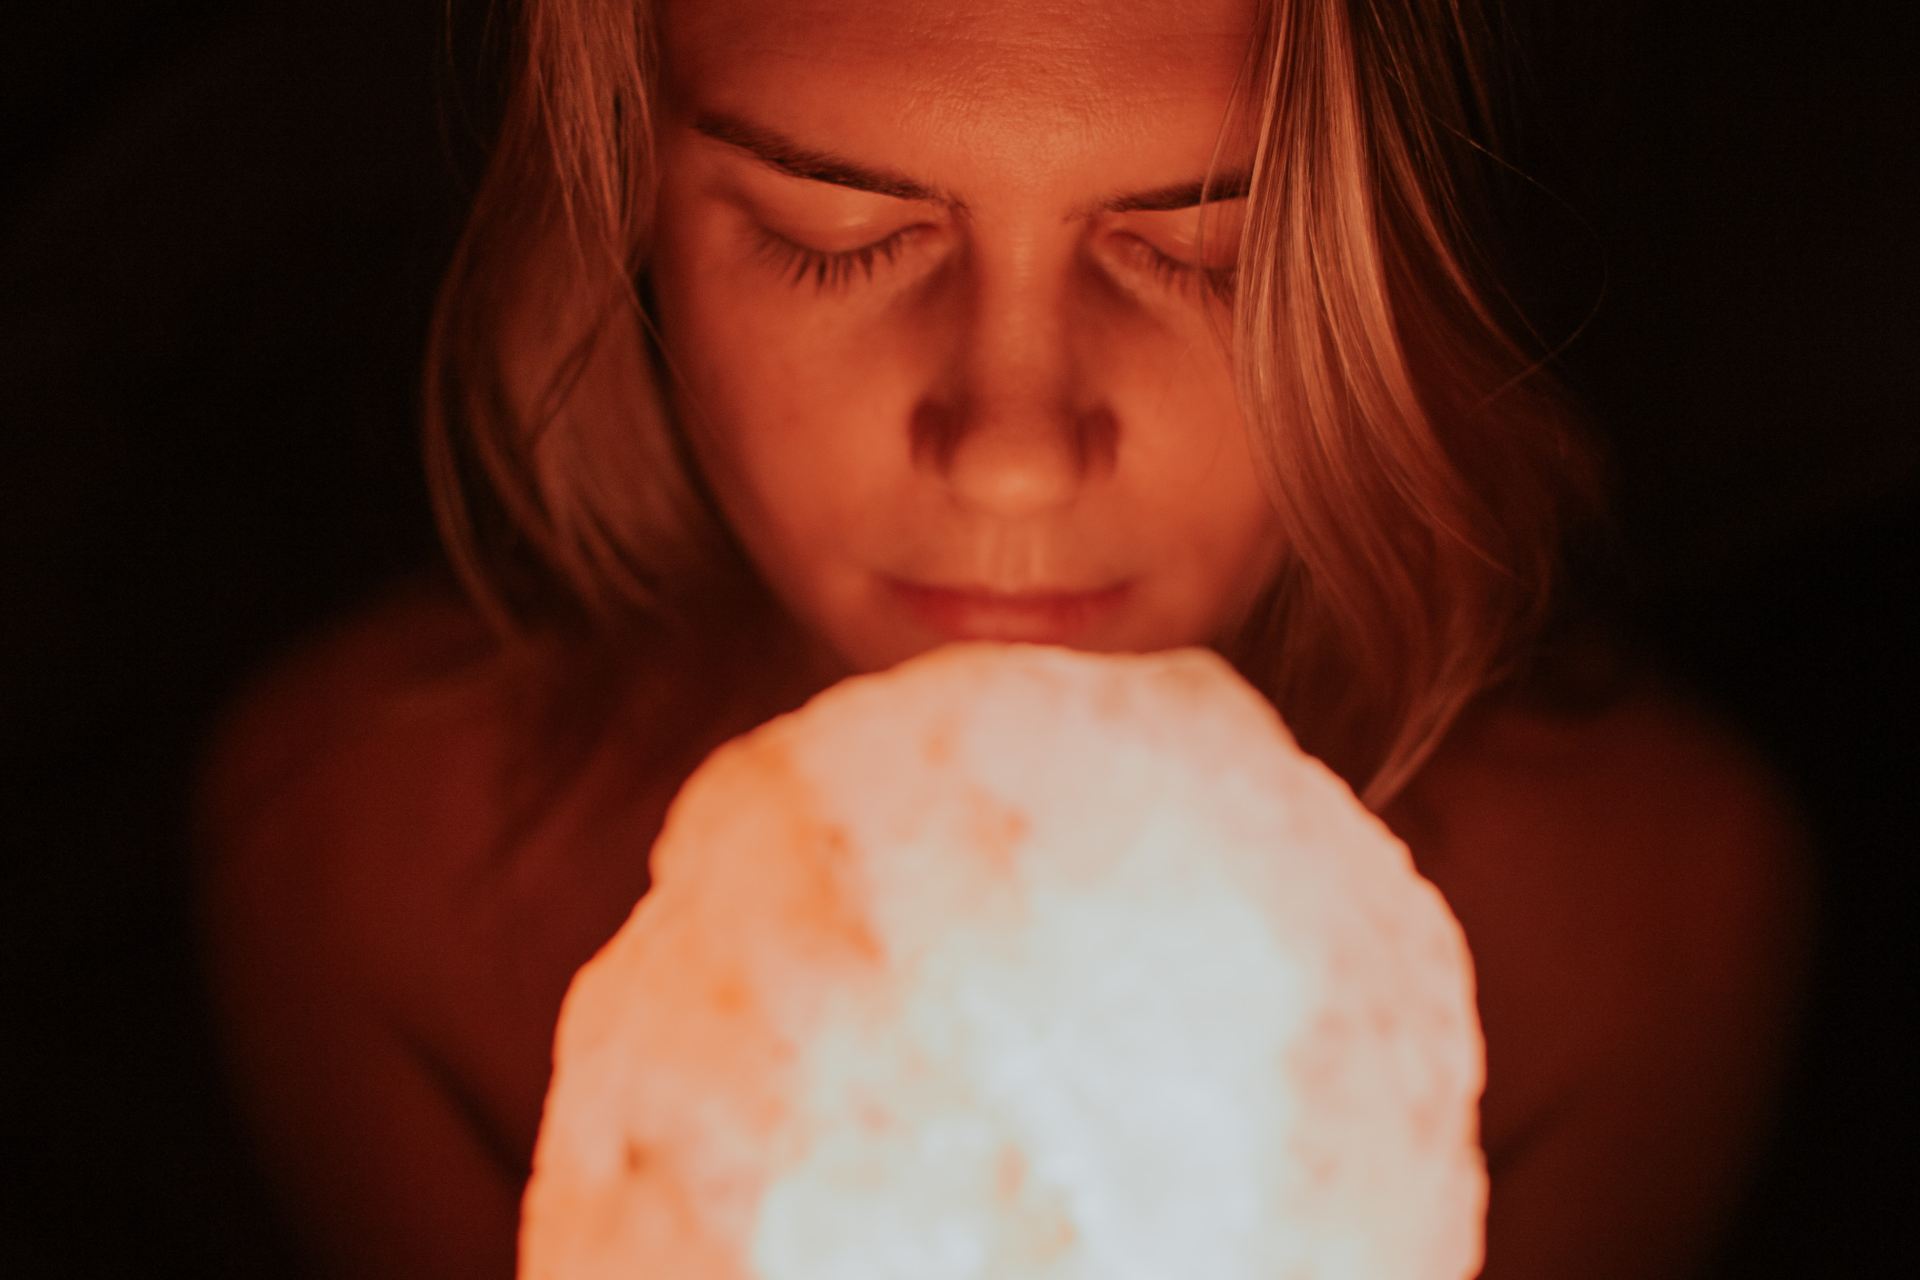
[883,577,1133,645]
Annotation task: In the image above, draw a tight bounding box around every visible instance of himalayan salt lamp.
[519,643,1486,1279]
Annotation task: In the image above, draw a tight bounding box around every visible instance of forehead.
[661,0,1258,158]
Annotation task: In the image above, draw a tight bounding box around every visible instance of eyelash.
[1124,238,1237,301]
[753,226,1235,301]
[754,227,916,292]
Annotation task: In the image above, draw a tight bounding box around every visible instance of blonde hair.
[424,0,1604,808]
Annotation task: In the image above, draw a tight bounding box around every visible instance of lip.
[885,577,1132,644]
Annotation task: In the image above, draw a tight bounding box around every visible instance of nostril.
[1071,403,1119,475]
[909,397,963,474]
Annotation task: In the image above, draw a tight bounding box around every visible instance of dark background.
[3,1,1913,1274]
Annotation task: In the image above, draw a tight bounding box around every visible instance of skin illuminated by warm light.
[647,0,1283,678]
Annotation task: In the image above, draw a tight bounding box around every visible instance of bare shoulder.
[194,578,520,888]
[1396,662,1819,1276]
[1411,665,1816,967]
[188,579,569,1272]
[192,573,696,1157]
[193,577,527,945]
[190,578,571,1130]
[190,575,670,1034]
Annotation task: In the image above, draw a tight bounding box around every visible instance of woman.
[194,0,1813,1274]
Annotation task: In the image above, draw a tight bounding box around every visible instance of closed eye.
[753,226,920,293]
[1117,234,1236,301]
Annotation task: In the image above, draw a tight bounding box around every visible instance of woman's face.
[649,0,1282,676]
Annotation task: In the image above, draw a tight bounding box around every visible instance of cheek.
[1116,332,1285,619]
[651,224,813,468]
[648,222,914,574]
[1115,322,1275,535]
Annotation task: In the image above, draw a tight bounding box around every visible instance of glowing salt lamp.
[519,643,1486,1279]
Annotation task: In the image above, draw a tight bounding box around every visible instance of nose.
[911,240,1117,517]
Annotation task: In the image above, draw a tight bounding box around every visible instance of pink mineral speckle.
[520,643,1486,1280]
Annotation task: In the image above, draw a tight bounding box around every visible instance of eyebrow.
[696,113,949,204]
[693,111,1250,214]
[1097,173,1251,213]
